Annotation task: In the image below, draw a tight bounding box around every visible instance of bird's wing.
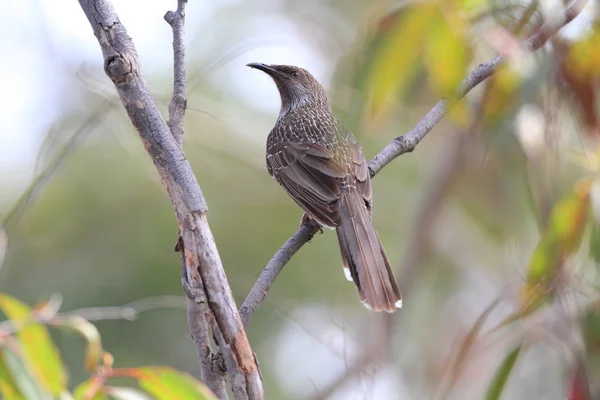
[267,141,348,227]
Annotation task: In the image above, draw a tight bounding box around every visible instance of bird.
[247,63,402,312]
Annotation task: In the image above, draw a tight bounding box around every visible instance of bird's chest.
[267,114,350,158]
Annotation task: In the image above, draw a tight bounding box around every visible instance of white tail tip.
[343,267,353,282]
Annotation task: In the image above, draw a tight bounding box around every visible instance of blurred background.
[1,0,600,399]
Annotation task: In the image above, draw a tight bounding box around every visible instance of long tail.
[335,191,402,312]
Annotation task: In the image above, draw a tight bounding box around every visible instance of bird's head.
[247,63,329,117]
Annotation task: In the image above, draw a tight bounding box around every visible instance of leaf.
[0,294,67,395]
[424,8,471,126]
[362,2,437,128]
[485,344,522,400]
[0,342,47,400]
[565,27,600,80]
[425,12,469,95]
[481,66,521,124]
[0,344,26,400]
[135,367,217,400]
[73,378,108,400]
[520,178,592,315]
[558,35,600,136]
[53,315,103,371]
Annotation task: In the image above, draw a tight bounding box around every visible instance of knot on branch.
[393,135,416,153]
[213,352,226,374]
[164,10,184,26]
[105,55,133,85]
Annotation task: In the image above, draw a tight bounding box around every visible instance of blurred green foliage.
[0,293,215,399]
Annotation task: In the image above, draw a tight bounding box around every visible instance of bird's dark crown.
[247,63,330,118]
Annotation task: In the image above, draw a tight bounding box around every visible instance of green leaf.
[485,344,522,400]
[0,344,26,400]
[481,66,522,124]
[0,343,47,400]
[424,10,471,126]
[135,367,217,400]
[424,12,469,95]
[0,294,67,395]
[521,179,591,314]
[0,347,26,400]
[362,2,437,128]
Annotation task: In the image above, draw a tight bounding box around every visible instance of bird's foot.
[299,213,323,242]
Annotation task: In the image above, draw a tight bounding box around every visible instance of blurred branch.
[1,100,113,233]
[77,1,263,399]
[239,0,590,327]
[513,0,539,35]
[64,295,186,321]
[310,315,394,400]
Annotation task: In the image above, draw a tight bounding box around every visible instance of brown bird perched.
[247,63,402,312]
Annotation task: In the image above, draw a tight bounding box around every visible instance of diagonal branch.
[239,0,590,327]
[77,1,263,398]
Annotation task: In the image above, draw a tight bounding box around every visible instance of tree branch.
[179,239,228,399]
[77,1,263,398]
[164,0,187,146]
[64,295,186,321]
[239,0,589,327]
[239,220,320,327]
[163,3,229,397]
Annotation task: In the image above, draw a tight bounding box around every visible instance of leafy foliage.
[0,294,215,400]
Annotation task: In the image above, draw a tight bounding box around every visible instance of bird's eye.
[292,71,298,78]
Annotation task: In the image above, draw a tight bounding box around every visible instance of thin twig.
[164,0,187,146]
[77,1,263,398]
[164,3,229,397]
[64,295,186,321]
[310,314,394,400]
[239,0,590,328]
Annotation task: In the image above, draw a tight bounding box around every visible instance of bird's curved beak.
[246,62,278,75]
